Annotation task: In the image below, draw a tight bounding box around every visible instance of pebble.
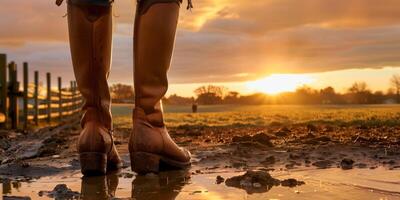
[340,158,354,170]
[216,175,225,184]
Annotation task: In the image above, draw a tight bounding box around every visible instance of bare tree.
[110,84,134,100]
[390,74,400,103]
[194,85,228,104]
[194,85,227,97]
[348,82,370,104]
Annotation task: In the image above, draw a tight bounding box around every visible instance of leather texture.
[67,3,121,168]
[130,3,191,164]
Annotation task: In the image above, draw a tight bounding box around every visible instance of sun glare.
[246,74,314,95]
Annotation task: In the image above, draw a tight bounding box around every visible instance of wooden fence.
[0,53,83,129]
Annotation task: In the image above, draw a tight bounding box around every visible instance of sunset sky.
[1,0,400,97]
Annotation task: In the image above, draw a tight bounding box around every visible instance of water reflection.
[2,179,21,194]
[79,170,190,200]
[132,170,191,200]
[80,173,119,200]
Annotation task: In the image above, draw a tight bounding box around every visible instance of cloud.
[199,0,400,34]
[1,0,400,85]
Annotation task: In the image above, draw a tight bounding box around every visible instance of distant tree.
[194,85,227,97]
[320,86,337,104]
[371,91,385,104]
[110,84,134,101]
[347,82,371,104]
[224,91,240,104]
[164,94,194,105]
[295,86,319,104]
[390,74,400,103]
[348,82,368,94]
[194,85,227,105]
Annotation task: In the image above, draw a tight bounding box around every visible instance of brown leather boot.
[67,1,122,175]
[129,2,191,174]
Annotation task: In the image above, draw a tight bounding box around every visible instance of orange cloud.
[1,0,400,85]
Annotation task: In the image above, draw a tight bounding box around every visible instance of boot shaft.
[133,3,180,126]
[68,2,113,129]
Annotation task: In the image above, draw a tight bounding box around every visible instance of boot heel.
[131,152,161,174]
[80,152,107,176]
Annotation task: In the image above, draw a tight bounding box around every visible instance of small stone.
[225,170,280,194]
[38,184,80,199]
[216,175,225,184]
[340,158,354,170]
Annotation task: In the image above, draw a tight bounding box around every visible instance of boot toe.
[180,147,191,163]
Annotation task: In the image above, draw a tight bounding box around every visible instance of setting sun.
[246,74,314,95]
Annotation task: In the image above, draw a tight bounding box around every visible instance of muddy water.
[2,167,400,200]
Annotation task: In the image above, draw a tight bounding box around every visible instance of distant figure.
[61,0,192,176]
[192,102,198,113]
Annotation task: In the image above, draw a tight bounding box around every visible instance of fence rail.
[0,53,83,129]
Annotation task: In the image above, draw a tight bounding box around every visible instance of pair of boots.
[67,0,190,175]
[80,170,189,199]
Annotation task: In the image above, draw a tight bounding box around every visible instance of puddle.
[2,167,400,200]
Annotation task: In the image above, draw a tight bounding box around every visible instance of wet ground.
[0,119,399,199]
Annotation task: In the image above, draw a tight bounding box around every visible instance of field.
[1,104,400,199]
[112,104,400,128]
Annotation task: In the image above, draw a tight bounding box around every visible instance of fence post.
[46,72,51,123]
[8,62,18,129]
[58,77,62,120]
[34,71,39,125]
[23,62,28,129]
[0,54,7,127]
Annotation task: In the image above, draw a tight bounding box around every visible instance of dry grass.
[112,104,400,128]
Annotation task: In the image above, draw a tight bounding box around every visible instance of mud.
[0,118,399,199]
[224,170,281,194]
[38,184,80,199]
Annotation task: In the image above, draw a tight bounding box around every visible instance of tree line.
[109,75,400,105]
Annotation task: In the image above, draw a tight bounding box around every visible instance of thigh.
[137,0,182,15]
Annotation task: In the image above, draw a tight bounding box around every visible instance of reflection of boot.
[67,1,122,175]
[81,173,119,200]
[129,2,191,175]
[132,170,190,200]
[107,172,119,197]
[81,176,108,200]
